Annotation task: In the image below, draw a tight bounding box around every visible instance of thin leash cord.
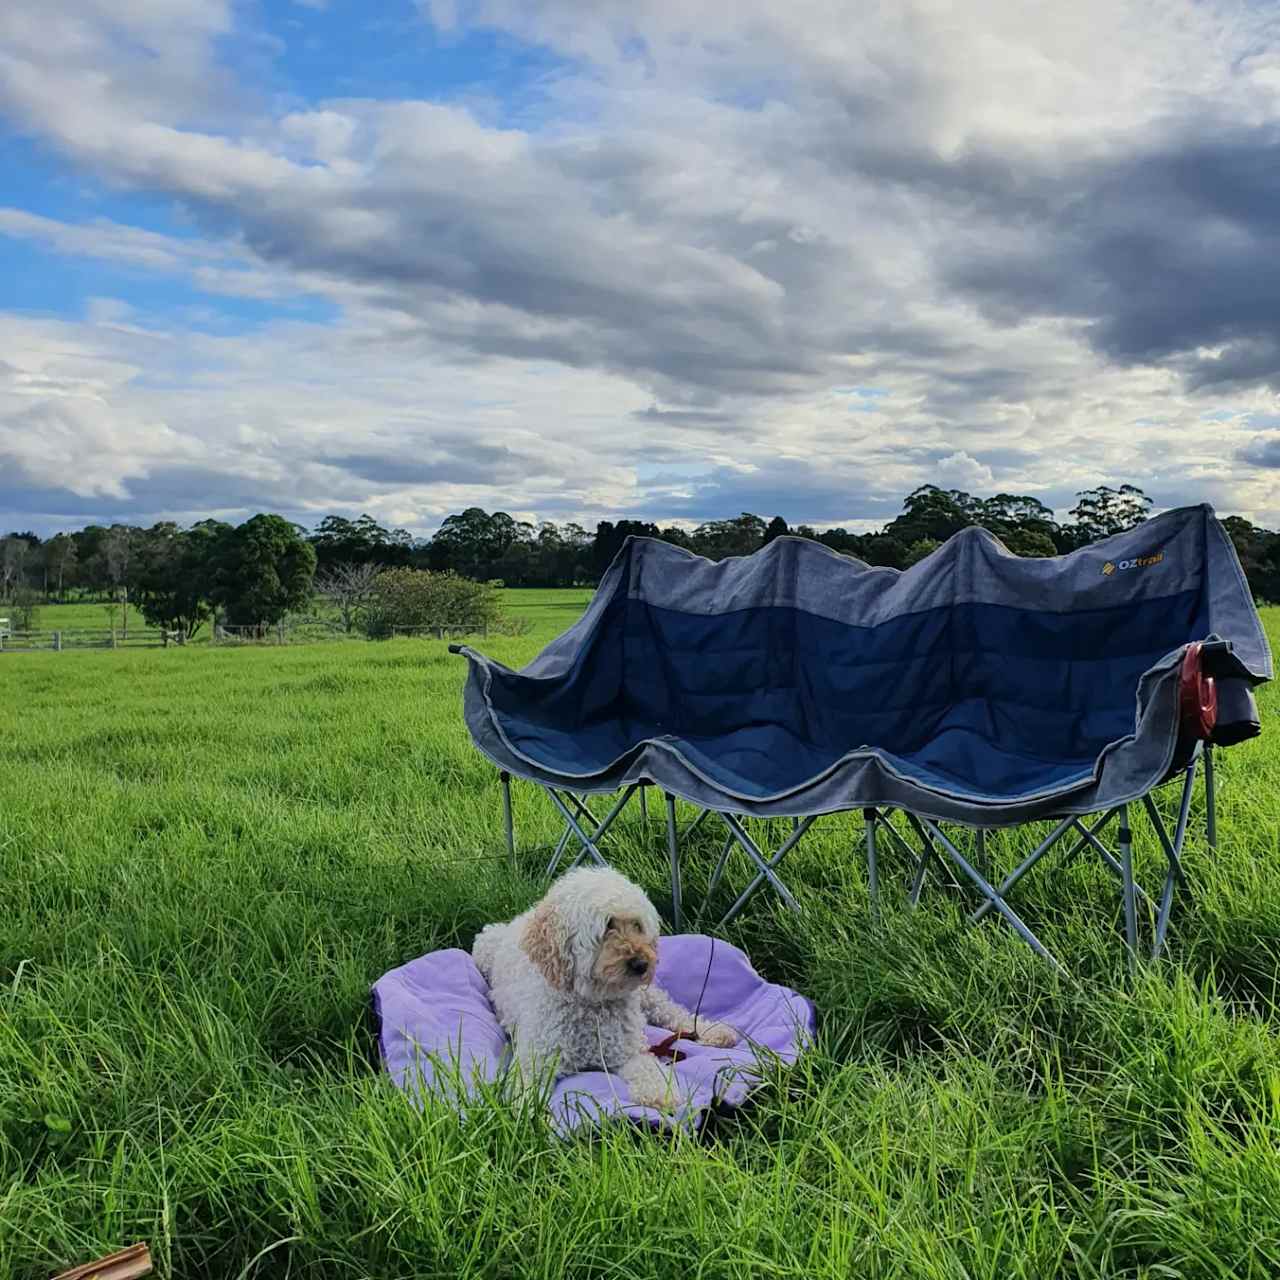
[691,934,715,1038]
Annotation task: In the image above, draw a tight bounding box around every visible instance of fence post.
[53,631,62,652]
[110,628,117,650]
[277,620,285,645]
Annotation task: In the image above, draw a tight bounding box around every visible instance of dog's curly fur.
[472,866,739,1110]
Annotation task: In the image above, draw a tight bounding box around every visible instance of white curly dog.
[472,866,739,1110]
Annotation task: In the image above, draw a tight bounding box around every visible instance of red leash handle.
[1179,642,1218,740]
[650,1030,697,1062]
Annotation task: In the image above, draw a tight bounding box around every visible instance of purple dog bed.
[372,934,816,1134]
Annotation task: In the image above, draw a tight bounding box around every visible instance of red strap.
[1179,642,1218,740]
[650,1030,697,1061]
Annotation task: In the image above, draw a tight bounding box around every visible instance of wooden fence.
[0,627,182,653]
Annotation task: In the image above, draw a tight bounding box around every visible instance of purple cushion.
[372,934,816,1134]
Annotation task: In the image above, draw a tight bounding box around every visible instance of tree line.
[6,484,1280,637]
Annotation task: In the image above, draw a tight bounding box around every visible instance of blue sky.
[4,0,1280,536]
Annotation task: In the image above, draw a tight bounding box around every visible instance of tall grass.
[1,608,1279,1277]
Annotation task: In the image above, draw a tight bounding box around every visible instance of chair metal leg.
[545,809,579,877]
[1204,743,1217,850]
[908,847,930,907]
[546,791,600,874]
[970,814,1077,924]
[500,771,515,870]
[546,785,640,873]
[685,807,711,839]
[921,820,1065,973]
[863,808,879,918]
[1059,809,1119,871]
[707,832,736,899]
[717,815,817,925]
[1065,814,1154,911]
[903,812,964,893]
[866,811,930,906]
[665,792,682,931]
[1118,804,1137,971]
[1148,761,1196,959]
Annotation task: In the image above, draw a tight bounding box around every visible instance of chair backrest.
[532,505,1268,763]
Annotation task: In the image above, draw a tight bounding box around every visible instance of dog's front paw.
[629,1081,677,1111]
[695,1020,739,1048]
[620,1053,679,1111]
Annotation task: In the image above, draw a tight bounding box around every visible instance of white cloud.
[4,0,1280,531]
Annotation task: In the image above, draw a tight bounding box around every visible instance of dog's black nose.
[626,956,649,977]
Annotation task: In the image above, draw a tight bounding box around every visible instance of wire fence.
[387,622,491,640]
[208,619,493,644]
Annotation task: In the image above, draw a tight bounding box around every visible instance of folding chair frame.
[494,744,1218,966]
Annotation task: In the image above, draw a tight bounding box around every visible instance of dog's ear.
[522,901,572,990]
[645,902,662,940]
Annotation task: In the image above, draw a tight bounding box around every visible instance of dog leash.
[649,935,717,1063]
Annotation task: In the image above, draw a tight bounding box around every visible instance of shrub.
[361,568,503,638]
[12,585,40,632]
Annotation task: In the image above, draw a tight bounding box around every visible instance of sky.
[5,0,1280,538]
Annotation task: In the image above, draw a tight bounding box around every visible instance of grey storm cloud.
[326,442,531,487]
[1239,434,1280,469]
[631,457,909,526]
[632,407,735,427]
[942,127,1280,391]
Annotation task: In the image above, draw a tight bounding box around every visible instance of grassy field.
[19,588,593,642]
[2,597,1280,1278]
[3,600,150,634]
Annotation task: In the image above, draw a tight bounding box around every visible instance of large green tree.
[309,514,413,572]
[133,520,229,638]
[1068,485,1152,544]
[591,520,662,576]
[762,516,790,545]
[885,486,984,545]
[690,513,767,560]
[214,514,317,627]
[979,494,1059,557]
[42,533,78,600]
[427,508,530,578]
[1222,516,1280,603]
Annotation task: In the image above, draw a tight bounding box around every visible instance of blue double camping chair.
[452,505,1269,969]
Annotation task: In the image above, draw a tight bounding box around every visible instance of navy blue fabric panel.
[484,587,1209,799]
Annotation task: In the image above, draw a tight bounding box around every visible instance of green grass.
[5,600,149,633]
[500,587,593,631]
[2,602,1280,1277]
[20,590,590,644]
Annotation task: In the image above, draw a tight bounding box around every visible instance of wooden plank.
[52,1242,152,1280]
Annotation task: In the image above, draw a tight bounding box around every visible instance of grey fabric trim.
[460,645,1188,825]
[622,504,1239,632]
[1205,511,1273,678]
